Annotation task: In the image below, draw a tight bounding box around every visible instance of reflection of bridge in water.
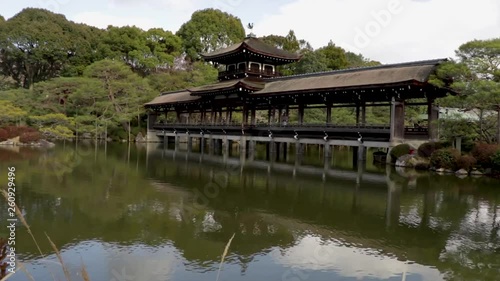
[143,143,500,279]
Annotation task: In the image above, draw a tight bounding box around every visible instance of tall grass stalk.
[216,233,235,281]
[0,190,43,257]
[46,234,72,281]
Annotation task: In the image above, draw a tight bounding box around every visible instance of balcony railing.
[218,69,281,79]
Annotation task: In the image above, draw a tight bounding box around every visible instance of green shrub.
[491,151,500,172]
[0,128,8,141]
[430,148,460,170]
[456,155,477,171]
[471,143,500,168]
[390,144,410,162]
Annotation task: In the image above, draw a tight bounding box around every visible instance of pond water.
[0,142,499,281]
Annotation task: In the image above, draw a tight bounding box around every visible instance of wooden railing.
[218,69,280,78]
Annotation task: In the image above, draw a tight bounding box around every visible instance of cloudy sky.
[3,0,499,63]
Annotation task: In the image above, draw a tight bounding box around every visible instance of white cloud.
[254,0,499,63]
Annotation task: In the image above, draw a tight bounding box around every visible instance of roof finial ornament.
[247,23,256,38]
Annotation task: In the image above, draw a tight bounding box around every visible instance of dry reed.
[215,233,235,281]
[45,234,72,281]
[0,190,43,258]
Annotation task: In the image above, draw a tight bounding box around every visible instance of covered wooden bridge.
[145,36,455,164]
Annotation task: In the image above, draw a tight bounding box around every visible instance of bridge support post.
[390,97,405,143]
[323,143,332,170]
[174,134,180,151]
[282,143,288,162]
[223,137,229,161]
[248,140,256,161]
[295,142,303,166]
[275,142,281,161]
[240,136,247,163]
[200,136,205,154]
[187,135,193,152]
[269,141,277,162]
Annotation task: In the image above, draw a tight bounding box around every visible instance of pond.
[0,142,499,281]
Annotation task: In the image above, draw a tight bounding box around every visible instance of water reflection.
[0,143,499,281]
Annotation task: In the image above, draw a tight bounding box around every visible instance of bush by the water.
[19,131,42,143]
[417,141,451,158]
[390,144,411,162]
[471,143,500,168]
[430,148,460,170]
[0,128,8,141]
[492,151,500,172]
[2,126,38,139]
[457,155,477,171]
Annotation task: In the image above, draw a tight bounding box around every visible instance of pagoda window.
[250,62,260,73]
[227,64,236,72]
[238,62,246,71]
[264,65,274,75]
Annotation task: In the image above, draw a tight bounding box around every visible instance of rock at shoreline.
[39,139,56,148]
[455,169,468,176]
[471,170,484,176]
[0,136,20,146]
[135,132,147,143]
[396,154,429,169]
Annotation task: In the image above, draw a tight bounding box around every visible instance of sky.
[2,0,499,64]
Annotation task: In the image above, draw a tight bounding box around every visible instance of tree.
[99,26,182,75]
[317,41,348,70]
[293,50,329,74]
[147,62,218,92]
[75,59,155,137]
[0,100,27,124]
[0,8,98,89]
[0,15,4,23]
[433,38,500,143]
[177,9,245,61]
[345,52,381,68]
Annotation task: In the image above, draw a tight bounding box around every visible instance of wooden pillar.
[361,102,366,125]
[242,104,249,127]
[298,104,304,125]
[390,97,405,142]
[278,108,283,124]
[251,107,256,126]
[356,104,361,126]
[326,103,332,125]
[147,112,158,131]
[229,109,233,124]
[200,109,205,124]
[176,110,181,123]
[268,108,272,126]
[225,108,230,125]
[210,109,216,125]
[427,98,439,141]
